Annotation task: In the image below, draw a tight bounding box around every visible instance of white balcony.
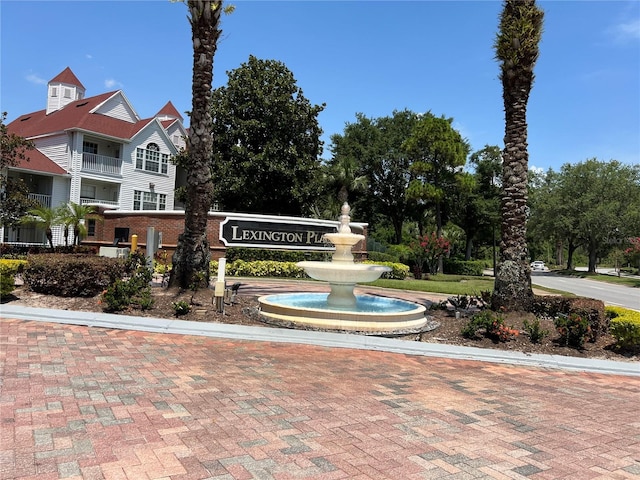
[82,153,122,175]
[80,197,119,208]
[28,193,52,208]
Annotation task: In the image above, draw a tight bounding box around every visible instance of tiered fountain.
[258,203,428,334]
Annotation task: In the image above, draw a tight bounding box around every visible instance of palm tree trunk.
[492,0,543,311]
[170,1,222,289]
[493,101,533,309]
[46,227,54,250]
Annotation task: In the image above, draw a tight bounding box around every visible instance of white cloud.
[607,18,640,44]
[26,73,46,85]
[85,54,93,59]
[104,78,123,89]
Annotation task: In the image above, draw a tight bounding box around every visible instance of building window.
[63,88,72,98]
[83,141,98,154]
[135,143,168,174]
[51,87,58,97]
[87,219,96,237]
[133,190,167,211]
[80,185,96,199]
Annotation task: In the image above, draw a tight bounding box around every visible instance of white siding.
[35,135,70,171]
[68,132,84,204]
[121,123,177,211]
[94,93,138,122]
[166,123,187,150]
[46,82,84,114]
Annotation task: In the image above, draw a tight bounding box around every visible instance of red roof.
[156,101,183,121]
[50,67,85,90]
[14,148,68,175]
[8,92,154,141]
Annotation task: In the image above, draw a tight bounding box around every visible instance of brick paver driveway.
[1,318,639,480]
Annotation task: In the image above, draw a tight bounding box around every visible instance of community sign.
[219,217,363,250]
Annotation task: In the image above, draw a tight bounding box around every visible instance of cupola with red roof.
[155,101,184,122]
[46,67,86,114]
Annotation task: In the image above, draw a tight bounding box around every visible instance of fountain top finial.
[338,202,352,234]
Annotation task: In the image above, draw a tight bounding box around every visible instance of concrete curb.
[2,304,638,377]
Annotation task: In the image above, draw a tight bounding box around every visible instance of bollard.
[131,234,138,251]
[214,258,227,313]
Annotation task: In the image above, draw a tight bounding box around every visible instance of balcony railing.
[80,197,119,208]
[28,193,52,208]
[82,153,122,175]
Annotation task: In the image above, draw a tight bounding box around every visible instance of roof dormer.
[46,67,86,114]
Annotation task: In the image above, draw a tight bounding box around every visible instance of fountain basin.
[258,292,428,334]
[296,261,392,307]
[297,261,390,284]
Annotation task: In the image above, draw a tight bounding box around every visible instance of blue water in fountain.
[264,292,420,313]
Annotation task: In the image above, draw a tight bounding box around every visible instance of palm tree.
[323,156,368,217]
[62,202,98,246]
[169,1,226,289]
[492,0,544,310]
[19,205,63,249]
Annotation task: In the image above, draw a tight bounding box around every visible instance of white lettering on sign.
[231,225,313,244]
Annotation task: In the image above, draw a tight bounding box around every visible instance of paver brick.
[1,318,640,480]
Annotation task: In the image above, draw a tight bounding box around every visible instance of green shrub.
[214,257,408,281]
[461,311,518,342]
[101,253,153,312]
[24,254,125,297]
[362,260,408,280]
[0,259,28,273]
[443,259,485,276]
[530,296,607,341]
[554,313,591,349]
[171,300,191,316]
[0,262,25,299]
[100,279,132,312]
[368,251,399,263]
[523,318,549,344]
[224,259,307,278]
[225,247,326,263]
[606,306,640,350]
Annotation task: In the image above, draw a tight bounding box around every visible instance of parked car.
[530,261,548,271]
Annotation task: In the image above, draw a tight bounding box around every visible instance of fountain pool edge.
[258,293,429,334]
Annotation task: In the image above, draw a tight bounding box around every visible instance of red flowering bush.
[624,237,640,273]
[554,313,591,349]
[411,232,451,276]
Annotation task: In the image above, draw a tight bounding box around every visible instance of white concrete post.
[214,258,226,313]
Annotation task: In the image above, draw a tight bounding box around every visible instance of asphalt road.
[531,272,640,311]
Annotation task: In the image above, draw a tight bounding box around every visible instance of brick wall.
[85,210,367,260]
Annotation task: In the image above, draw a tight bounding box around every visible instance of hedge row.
[23,254,126,297]
[530,296,608,341]
[209,259,409,280]
[443,259,486,276]
[0,259,28,299]
[225,247,328,263]
[606,306,640,349]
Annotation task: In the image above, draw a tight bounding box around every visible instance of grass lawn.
[367,274,495,296]
[364,274,571,297]
[556,270,640,288]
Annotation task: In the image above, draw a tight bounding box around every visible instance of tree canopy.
[405,112,470,239]
[210,55,325,216]
[329,110,420,244]
[529,159,640,272]
[1,112,37,228]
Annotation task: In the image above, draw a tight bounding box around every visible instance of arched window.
[135,142,168,174]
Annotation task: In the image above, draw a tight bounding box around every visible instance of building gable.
[92,91,140,123]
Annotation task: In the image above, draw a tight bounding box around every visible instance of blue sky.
[1,0,638,172]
